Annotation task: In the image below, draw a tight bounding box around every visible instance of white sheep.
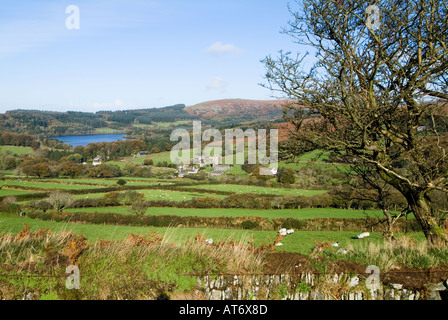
[279,228,287,236]
[286,229,294,235]
[275,242,283,246]
[205,238,213,244]
[356,232,370,239]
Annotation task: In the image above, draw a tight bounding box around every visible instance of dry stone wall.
[197,273,448,300]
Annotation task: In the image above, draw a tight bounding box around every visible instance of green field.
[71,189,227,201]
[65,206,408,220]
[0,146,33,156]
[132,121,191,129]
[127,148,338,170]
[47,177,174,186]
[0,181,100,190]
[95,128,119,134]
[0,213,273,246]
[0,189,33,197]
[181,184,328,196]
[131,150,185,165]
[137,189,228,201]
[0,213,400,255]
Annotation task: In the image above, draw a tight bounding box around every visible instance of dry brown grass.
[345,235,447,271]
[0,225,267,299]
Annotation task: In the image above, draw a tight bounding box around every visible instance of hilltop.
[185,99,287,122]
[0,100,290,137]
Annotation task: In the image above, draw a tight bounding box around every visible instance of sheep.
[286,229,294,235]
[349,276,360,287]
[278,228,287,236]
[205,238,213,244]
[356,232,370,239]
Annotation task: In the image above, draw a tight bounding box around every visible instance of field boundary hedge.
[26,211,424,232]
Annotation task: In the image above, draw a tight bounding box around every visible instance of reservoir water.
[51,134,126,147]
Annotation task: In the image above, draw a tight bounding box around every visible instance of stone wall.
[197,273,448,300]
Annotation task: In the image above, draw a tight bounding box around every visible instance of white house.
[92,155,102,166]
[187,167,199,174]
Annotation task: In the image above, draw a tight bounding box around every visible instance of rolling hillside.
[185,99,287,122]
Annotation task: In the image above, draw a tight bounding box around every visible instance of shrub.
[100,191,121,206]
[28,199,52,212]
[70,198,101,208]
[117,179,127,186]
[143,158,154,166]
[46,192,74,213]
[190,196,223,209]
[278,167,296,184]
[0,203,21,214]
[241,220,259,230]
[129,201,150,217]
[120,190,144,205]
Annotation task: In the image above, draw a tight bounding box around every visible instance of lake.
[51,134,126,147]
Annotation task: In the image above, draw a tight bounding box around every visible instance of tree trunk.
[405,191,448,246]
[377,168,447,246]
[382,209,396,241]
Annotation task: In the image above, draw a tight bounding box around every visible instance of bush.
[190,196,223,209]
[117,179,127,186]
[143,158,154,166]
[121,190,145,205]
[28,200,52,212]
[70,198,101,208]
[241,220,259,230]
[100,191,121,206]
[129,201,150,217]
[278,167,296,184]
[0,203,21,214]
[134,167,154,178]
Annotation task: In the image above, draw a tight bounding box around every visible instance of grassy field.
[0,181,100,190]
[95,128,119,134]
[181,184,328,196]
[137,189,228,201]
[70,189,228,201]
[130,150,185,165]
[127,148,338,170]
[0,189,33,197]
[0,213,274,246]
[64,206,410,220]
[132,121,191,129]
[0,146,33,156]
[0,213,400,255]
[46,178,174,186]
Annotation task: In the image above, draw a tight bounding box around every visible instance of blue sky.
[0,0,302,113]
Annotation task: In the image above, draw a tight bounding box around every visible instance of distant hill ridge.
[185,99,287,121]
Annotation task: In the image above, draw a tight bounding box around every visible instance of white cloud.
[91,99,126,111]
[207,77,228,93]
[206,42,242,55]
[114,99,125,108]
[93,102,106,110]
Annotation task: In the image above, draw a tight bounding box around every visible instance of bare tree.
[129,200,150,218]
[333,158,411,240]
[263,0,448,245]
[47,192,74,213]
